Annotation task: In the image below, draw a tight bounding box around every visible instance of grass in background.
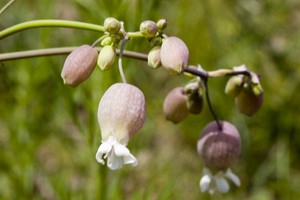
[1,0,300,199]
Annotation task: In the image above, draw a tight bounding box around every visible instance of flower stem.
[203,77,222,130]
[118,36,129,83]
[0,47,148,61]
[98,165,108,200]
[0,20,104,39]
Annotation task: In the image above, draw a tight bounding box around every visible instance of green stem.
[118,36,129,83]
[127,31,144,38]
[0,20,105,39]
[0,0,15,15]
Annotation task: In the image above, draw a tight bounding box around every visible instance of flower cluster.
[59,17,263,195]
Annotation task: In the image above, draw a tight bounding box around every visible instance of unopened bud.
[97,46,116,71]
[225,75,243,97]
[235,88,263,116]
[163,87,189,123]
[61,45,98,87]
[157,19,167,32]
[147,46,161,69]
[160,36,189,74]
[197,121,241,171]
[104,17,121,34]
[100,36,113,46]
[140,20,158,39]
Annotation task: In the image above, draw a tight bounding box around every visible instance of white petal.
[199,175,211,193]
[225,168,241,187]
[123,153,138,166]
[107,151,123,170]
[95,143,112,164]
[215,176,230,193]
[114,143,130,156]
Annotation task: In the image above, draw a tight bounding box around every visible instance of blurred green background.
[1,0,300,199]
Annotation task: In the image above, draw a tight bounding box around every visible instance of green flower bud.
[160,36,189,75]
[149,37,162,47]
[139,20,158,39]
[147,46,161,69]
[235,88,263,116]
[225,75,243,97]
[187,92,203,114]
[97,46,116,71]
[197,121,241,171]
[100,36,113,46]
[252,83,264,96]
[61,45,98,87]
[104,17,121,34]
[157,19,167,32]
[163,87,189,123]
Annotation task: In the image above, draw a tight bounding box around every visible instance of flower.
[197,121,241,194]
[96,135,138,170]
[96,83,146,170]
[200,167,240,194]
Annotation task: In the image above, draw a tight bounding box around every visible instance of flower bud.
[98,83,146,142]
[160,36,189,74]
[104,17,121,34]
[197,121,241,171]
[147,46,161,69]
[163,87,189,123]
[97,46,116,71]
[61,45,98,87]
[140,20,158,39]
[187,92,203,114]
[100,36,113,46]
[224,75,243,97]
[235,88,263,116]
[157,19,167,32]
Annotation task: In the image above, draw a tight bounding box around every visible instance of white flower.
[95,136,138,170]
[96,83,146,170]
[199,167,240,194]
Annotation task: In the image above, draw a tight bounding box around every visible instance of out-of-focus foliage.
[1,0,300,199]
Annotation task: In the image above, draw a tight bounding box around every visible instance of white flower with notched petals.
[199,167,240,194]
[96,83,146,170]
[96,136,137,170]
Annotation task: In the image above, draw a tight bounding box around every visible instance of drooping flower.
[199,167,240,194]
[96,83,146,170]
[197,121,241,194]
